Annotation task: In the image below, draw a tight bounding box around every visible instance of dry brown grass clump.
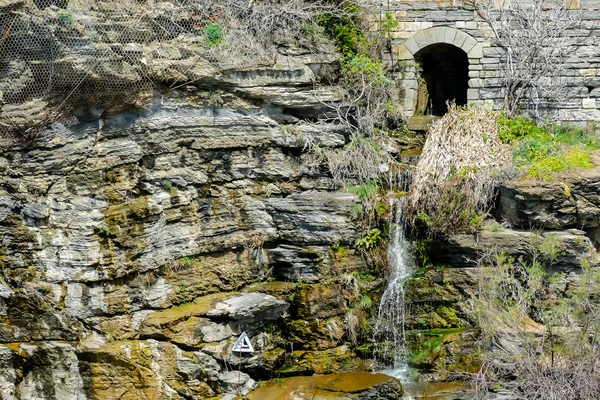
[407,105,512,237]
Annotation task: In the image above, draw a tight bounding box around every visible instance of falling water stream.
[373,169,415,384]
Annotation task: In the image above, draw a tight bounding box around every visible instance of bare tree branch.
[475,0,589,118]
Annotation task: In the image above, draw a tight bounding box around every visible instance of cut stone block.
[582,98,597,109]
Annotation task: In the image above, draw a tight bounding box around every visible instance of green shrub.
[526,148,594,179]
[498,114,551,144]
[521,145,594,179]
[381,11,399,35]
[205,22,223,47]
[526,158,568,180]
[341,54,391,87]
[512,139,559,165]
[500,115,598,179]
[316,2,366,57]
[548,123,600,149]
[499,115,600,149]
[348,178,380,201]
[565,148,594,168]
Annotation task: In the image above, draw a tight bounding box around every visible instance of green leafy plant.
[99,224,112,237]
[161,180,173,191]
[358,294,372,310]
[350,203,364,219]
[341,54,391,87]
[205,22,224,47]
[499,115,598,179]
[348,178,380,201]
[316,2,366,57]
[286,280,304,303]
[512,137,595,180]
[331,242,348,258]
[498,114,551,144]
[355,228,383,250]
[381,11,399,35]
[352,272,375,281]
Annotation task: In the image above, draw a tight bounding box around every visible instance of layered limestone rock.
[0,56,374,396]
[430,228,597,271]
[0,0,340,136]
[498,167,600,233]
[402,169,600,377]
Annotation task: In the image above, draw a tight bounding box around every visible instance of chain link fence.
[0,0,334,139]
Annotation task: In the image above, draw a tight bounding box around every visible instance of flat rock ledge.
[207,292,290,322]
[430,229,597,271]
[497,167,600,232]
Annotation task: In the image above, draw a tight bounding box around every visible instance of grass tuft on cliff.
[470,246,600,399]
[498,115,600,180]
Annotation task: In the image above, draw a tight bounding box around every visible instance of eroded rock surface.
[431,229,597,271]
[0,74,371,397]
[498,168,600,232]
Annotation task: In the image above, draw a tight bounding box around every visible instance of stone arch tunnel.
[379,0,599,123]
[395,26,483,121]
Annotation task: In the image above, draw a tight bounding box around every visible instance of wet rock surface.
[246,371,403,400]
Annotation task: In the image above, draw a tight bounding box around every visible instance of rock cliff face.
[3,1,600,398]
[0,50,379,398]
[498,167,600,234]
[401,167,600,376]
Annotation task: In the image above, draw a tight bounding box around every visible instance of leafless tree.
[475,0,587,118]
[320,50,401,186]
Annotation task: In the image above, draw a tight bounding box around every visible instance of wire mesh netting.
[0,0,334,139]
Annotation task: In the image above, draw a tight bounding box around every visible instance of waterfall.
[373,168,415,381]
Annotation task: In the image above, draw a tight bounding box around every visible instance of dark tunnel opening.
[415,43,469,116]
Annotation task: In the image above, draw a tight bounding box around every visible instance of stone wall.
[363,0,600,122]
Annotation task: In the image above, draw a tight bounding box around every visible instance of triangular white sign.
[232,331,254,353]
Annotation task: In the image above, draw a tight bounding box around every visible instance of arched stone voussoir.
[400,27,482,59]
